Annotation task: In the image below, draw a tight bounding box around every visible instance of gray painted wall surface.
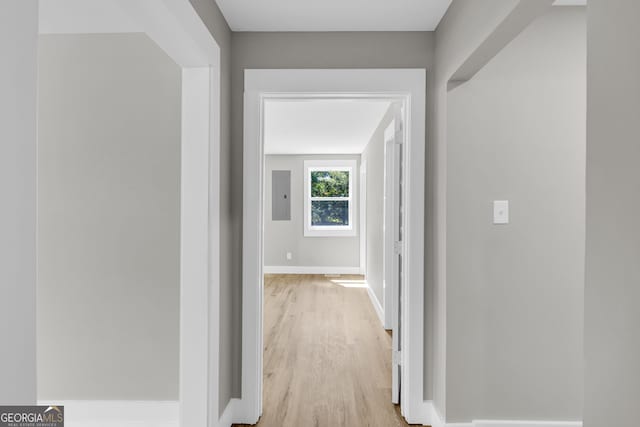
[361,107,394,306]
[585,1,640,426]
[37,34,181,400]
[433,0,548,415]
[264,155,360,269]
[187,0,237,414]
[0,0,38,404]
[446,8,585,422]
[232,30,436,400]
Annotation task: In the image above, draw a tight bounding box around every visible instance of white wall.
[264,155,360,271]
[361,107,394,306]
[0,0,38,405]
[585,1,640,426]
[445,7,585,422]
[37,33,182,400]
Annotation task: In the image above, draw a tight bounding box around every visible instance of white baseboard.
[366,286,385,327]
[231,397,260,425]
[419,401,582,427]
[473,422,582,427]
[218,398,238,427]
[421,400,446,427]
[37,401,178,427]
[264,265,361,275]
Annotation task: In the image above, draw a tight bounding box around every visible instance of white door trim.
[360,159,367,275]
[383,115,399,330]
[241,69,426,424]
[384,115,402,404]
[38,2,222,426]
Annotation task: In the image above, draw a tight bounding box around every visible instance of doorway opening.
[240,69,426,425]
[260,97,402,424]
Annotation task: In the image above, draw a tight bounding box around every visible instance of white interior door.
[384,106,404,405]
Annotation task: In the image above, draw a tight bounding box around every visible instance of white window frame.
[303,159,357,237]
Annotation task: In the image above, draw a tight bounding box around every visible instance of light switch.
[493,200,509,224]
[286,252,292,260]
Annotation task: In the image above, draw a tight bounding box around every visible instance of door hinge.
[393,350,402,366]
[394,241,403,255]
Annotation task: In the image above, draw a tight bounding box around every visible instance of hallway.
[234,274,414,427]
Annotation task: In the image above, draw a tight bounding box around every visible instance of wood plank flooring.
[234,274,419,427]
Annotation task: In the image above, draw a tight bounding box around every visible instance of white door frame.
[38,1,222,426]
[241,69,426,424]
[360,159,367,275]
[383,113,402,403]
[383,108,402,331]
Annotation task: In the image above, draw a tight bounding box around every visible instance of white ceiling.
[264,99,392,155]
[216,0,453,32]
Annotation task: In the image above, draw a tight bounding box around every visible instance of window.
[304,160,357,237]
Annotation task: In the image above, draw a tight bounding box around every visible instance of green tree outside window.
[310,170,350,226]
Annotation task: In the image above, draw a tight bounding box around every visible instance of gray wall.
[432,0,555,414]
[264,155,360,269]
[446,7,585,422]
[187,0,237,413]
[432,1,516,412]
[361,107,394,306]
[232,30,436,399]
[585,1,640,426]
[0,0,38,405]
[37,34,181,400]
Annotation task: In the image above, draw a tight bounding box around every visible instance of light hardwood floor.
[234,274,419,427]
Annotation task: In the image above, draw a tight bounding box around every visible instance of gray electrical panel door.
[272,170,291,221]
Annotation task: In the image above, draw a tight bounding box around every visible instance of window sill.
[304,228,357,238]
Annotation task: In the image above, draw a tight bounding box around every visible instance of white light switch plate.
[493,200,509,224]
